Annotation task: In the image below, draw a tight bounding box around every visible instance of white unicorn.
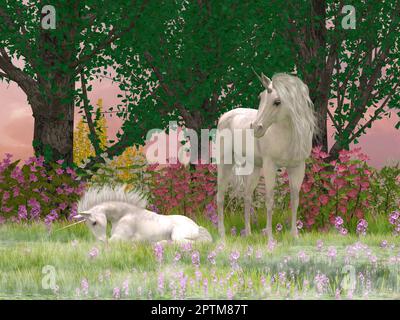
[216,73,316,240]
[74,185,213,243]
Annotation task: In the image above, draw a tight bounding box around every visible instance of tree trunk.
[32,92,74,164]
[312,96,329,153]
[30,7,77,165]
[290,0,331,154]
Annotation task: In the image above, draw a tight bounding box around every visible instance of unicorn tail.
[196,227,213,242]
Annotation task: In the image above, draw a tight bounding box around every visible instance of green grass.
[0,211,399,300]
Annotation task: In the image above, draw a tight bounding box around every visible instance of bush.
[147,162,216,216]
[298,147,374,233]
[369,164,400,214]
[0,154,85,225]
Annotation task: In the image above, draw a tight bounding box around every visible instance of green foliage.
[103,0,293,151]
[0,155,84,222]
[370,164,400,214]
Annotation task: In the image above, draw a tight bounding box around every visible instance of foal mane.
[77,184,147,212]
[272,73,317,160]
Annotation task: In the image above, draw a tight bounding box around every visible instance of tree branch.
[0,47,37,94]
[80,71,103,157]
[349,82,398,142]
[0,6,37,72]
[73,0,149,75]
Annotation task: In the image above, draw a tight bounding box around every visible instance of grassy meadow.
[0,209,399,300]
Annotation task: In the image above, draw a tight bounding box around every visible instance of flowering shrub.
[146,162,216,216]
[0,154,85,224]
[298,147,374,232]
[3,143,395,234]
[369,165,400,214]
[82,151,217,216]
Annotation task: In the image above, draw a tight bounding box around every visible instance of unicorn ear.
[260,73,271,89]
[74,212,91,220]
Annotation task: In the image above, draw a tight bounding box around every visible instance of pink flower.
[312,146,329,159]
[360,181,370,189]
[302,182,312,193]
[318,195,329,205]
[88,247,99,259]
[336,164,347,173]
[333,178,346,189]
[328,188,336,196]
[347,189,358,199]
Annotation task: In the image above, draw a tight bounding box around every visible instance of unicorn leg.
[171,225,198,243]
[263,160,277,241]
[244,167,261,236]
[217,163,233,239]
[287,162,306,238]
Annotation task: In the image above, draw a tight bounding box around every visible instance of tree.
[100,0,294,161]
[278,0,400,159]
[0,0,150,164]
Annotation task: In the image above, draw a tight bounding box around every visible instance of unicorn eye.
[273,100,281,106]
[92,221,97,226]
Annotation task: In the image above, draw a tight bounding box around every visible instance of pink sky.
[0,78,399,168]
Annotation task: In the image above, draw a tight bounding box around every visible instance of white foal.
[74,185,212,243]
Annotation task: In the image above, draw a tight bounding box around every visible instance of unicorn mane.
[272,73,317,160]
[77,184,148,213]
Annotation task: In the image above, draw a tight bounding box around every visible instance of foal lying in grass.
[74,185,212,244]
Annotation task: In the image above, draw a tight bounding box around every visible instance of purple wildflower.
[122,279,129,296]
[227,288,234,300]
[207,251,216,265]
[191,250,200,266]
[356,219,368,236]
[229,250,240,269]
[389,210,399,225]
[81,278,89,296]
[314,272,330,294]
[174,252,181,263]
[339,227,348,235]
[2,191,10,201]
[113,287,121,299]
[148,204,159,213]
[327,246,337,260]
[157,272,164,295]
[180,242,192,252]
[203,278,208,297]
[88,247,99,259]
[334,216,344,227]
[17,205,28,221]
[29,173,38,182]
[153,243,164,263]
[296,220,303,230]
[44,209,58,227]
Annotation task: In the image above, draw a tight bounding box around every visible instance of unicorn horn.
[53,219,86,233]
[251,66,263,83]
